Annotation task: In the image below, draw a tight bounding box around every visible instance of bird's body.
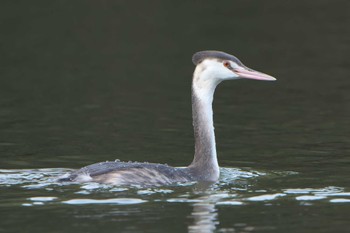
[59,51,276,186]
[59,162,194,186]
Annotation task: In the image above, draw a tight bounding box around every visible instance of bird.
[58,50,276,186]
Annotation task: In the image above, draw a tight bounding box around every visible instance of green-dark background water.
[1,1,350,232]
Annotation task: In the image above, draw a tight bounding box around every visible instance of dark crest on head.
[192,50,243,66]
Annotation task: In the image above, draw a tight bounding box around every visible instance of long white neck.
[189,67,221,182]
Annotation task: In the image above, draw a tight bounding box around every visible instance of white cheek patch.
[193,61,223,88]
[195,59,239,85]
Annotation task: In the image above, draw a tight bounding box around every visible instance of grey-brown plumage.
[59,162,194,186]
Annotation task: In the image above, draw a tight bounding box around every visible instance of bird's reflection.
[188,183,219,233]
[188,200,218,233]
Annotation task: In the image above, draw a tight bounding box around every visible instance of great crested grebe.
[58,51,276,186]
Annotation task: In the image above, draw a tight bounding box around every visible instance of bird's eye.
[223,61,231,69]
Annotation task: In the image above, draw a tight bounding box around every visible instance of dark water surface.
[1,1,350,232]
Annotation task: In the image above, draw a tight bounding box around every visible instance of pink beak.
[234,67,276,81]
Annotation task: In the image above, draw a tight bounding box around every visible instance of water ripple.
[0,168,349,207]
[62,198,147,205]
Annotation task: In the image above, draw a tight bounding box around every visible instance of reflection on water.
[188,200,218,233]
[1,168,349,206]
[0,168,350,232]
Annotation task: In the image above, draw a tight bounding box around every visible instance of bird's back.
[58,161,194,186]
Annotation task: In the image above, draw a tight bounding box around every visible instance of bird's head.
[192,51,276,84]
